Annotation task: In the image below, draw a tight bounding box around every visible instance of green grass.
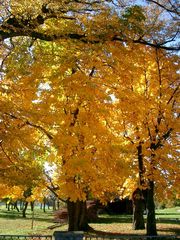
[92,207,180,236]
[0,205,58,235]
[156,207,180,218]
[0,204,179,236]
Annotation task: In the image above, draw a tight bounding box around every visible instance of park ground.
[0,205,179,236]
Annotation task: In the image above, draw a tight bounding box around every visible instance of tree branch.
[0,17,179,51]
[146,0,180,15]
[113,36,180,51]
[4,113,53,140]
[151,127,173,150]
[167,85,179,104]
[46,185,67,203]
[0,142,24,173]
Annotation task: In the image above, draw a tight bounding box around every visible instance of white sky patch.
[110,93,117,102]
[32,82,52,102]
[38,82,51,90]
[105,93,117,103]
[44,161,56,176]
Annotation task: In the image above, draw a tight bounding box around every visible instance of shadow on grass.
[0,210,22,219]
[95,215,180,225]
[87,225,180,239]
[93,215,132,224]
[156,213,180,216]
[157,227,180,235]
[156,218,180,225]
[87,227,141,236]
[88,228,180,238]
[0,209,53,223]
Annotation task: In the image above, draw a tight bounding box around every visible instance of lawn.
[0,205,55,235]
[0,204,179,236]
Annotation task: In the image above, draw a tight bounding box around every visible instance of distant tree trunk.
[7,203,10,211]
[57,200,60,210]
[132,188,145,230]
[30,201,34,211]
[20,201,24,210]
[14,201,20,212]
[22,188,32,217]
[43,198,46,213]
[22,202,28,218]
[67,199,89,231]
[53,200,56,211]
[146,180,157,236]
[47,200,50,209]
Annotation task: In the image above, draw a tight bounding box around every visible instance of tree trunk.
[132,143,145,230]
[67,199,89,231]
[53,200,56,210]
[132,188,145,230]
[22,202,28,218]
[146,180,157,236]
[7,203,10,211]
[20,201,23,210]
[14,201,20,212]
[43,200,46,213]
[30,201,34,211]
[57,200,60,210]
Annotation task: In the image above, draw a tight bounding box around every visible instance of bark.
[146,180,157,236]
[22,188,31,217]
[57,200,60,209]
[132,188,145,230]
[53,200,56,211]
[30,201,34,211]
[137,143,144,185]
[132,143,145,230]
[7,203,10,211]
[67,199,89,231]
[43,199,46,213]
[22,202,28,218]
[14,201,20,212]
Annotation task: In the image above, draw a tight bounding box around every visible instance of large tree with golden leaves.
[0,0,179,234]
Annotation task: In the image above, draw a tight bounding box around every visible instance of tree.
[0,37,131,230]
[0,1,179,50]
[106,43,179,235]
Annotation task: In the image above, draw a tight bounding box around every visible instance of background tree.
[105,43,179,235]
